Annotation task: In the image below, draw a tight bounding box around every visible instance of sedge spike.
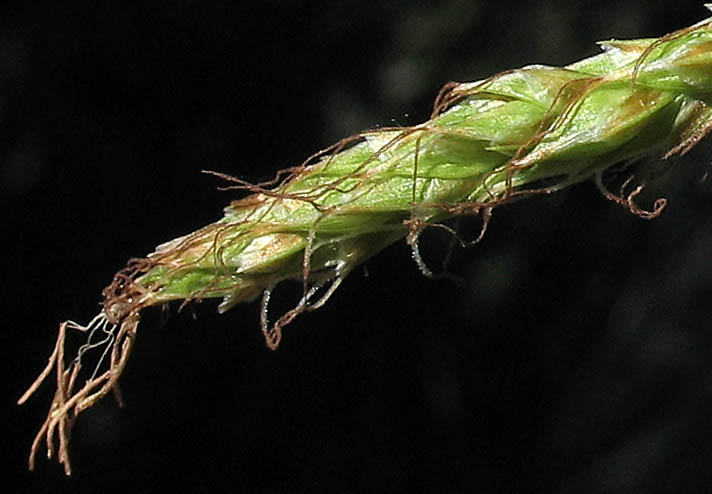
[19,9,712,474]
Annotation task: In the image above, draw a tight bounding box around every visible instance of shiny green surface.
[132,13,712,316]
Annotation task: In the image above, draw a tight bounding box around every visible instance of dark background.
[3,1,712,492]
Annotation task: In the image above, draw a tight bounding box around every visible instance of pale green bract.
[19,8,712,475]
[125,10,712,344]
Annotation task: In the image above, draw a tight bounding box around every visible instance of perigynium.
[19,6,712,475]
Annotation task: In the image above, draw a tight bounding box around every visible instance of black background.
[4,1,712,492]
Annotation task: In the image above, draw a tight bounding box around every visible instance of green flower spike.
[19,7,712,475]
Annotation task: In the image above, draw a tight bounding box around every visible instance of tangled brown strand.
[17,309,139,475]
[20,55,683,474]
[100,68,674,352]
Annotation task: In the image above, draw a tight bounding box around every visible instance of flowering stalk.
[19,7,712,475]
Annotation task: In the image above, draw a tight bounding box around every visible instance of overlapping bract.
[117,14,712,346]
